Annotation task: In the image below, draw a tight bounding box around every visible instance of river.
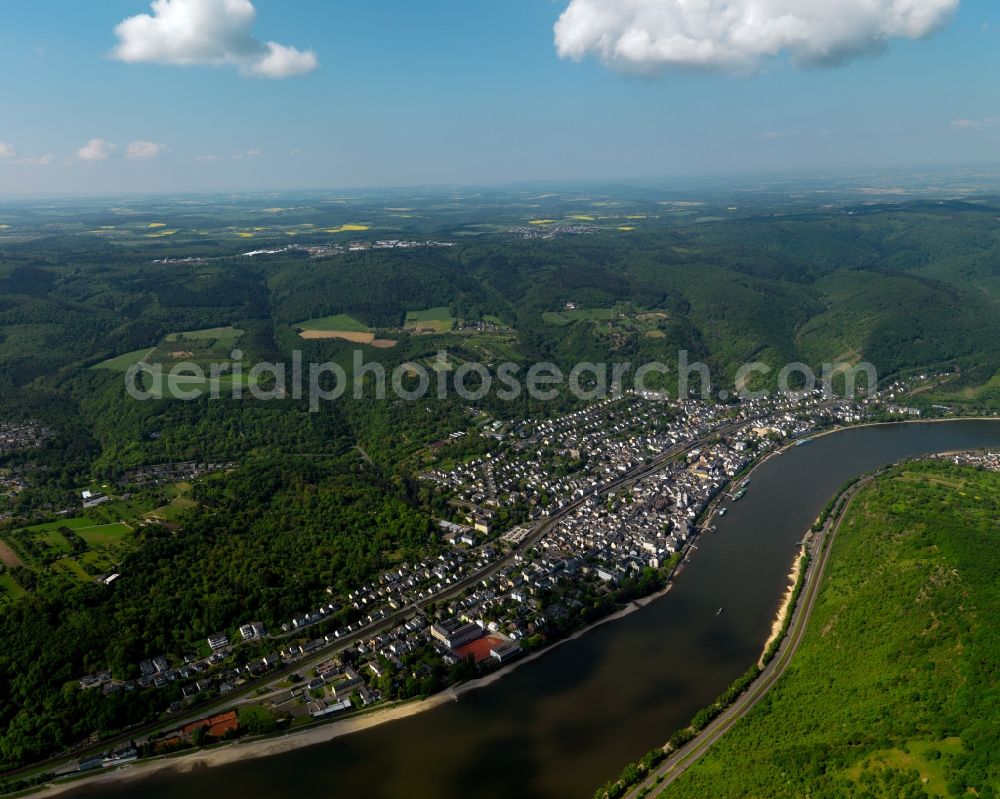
[70,420,1000,799]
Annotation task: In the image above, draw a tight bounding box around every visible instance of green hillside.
[659,461,1000,799]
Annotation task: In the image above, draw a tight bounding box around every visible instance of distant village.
[151,239,455,265]
[0,421,53,455]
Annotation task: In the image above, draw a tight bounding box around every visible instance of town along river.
[75,420,1000,799]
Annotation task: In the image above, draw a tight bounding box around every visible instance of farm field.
[405,307,455,333]
[92,326,245,372]
[0,538,24,568]
[295,313,387,344]
[92,347,154,371]
[0,481,198,596]
[296,314,371,333]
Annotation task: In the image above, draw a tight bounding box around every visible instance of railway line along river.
[64,420,1000,799]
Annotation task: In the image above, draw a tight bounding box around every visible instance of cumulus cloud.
[78,139,116,161]
[111,0,318,79]
[554,0,960,74]
[232,148,262,160]
[126,140,168,159]
[0,142,16,159]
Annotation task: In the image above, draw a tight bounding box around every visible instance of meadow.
[405,307,456,333]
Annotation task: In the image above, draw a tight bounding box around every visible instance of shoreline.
[757,543,806,669]
[23,416,1000,798]
[28,584,677,799]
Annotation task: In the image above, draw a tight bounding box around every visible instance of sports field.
[454,634,506,664]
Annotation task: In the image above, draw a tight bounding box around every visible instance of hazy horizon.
[2,0,999,195]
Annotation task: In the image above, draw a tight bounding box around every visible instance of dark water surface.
[76,421,1000,799]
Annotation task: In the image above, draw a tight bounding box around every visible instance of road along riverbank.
[47,420,1000,799]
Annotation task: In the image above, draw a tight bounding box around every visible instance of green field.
[543,307,617,325]
[50,558,92,582]
[164,325,242,342]
[23,517,129,555]
[76,523,130,547]
[658,462,1000,798]
[26,515,103,534]
[92,326,245,375]
[296,313,372,332]
[0,574,26,600]
[143,369,261,400]
[92,347,154,372]
[404,307,455,333]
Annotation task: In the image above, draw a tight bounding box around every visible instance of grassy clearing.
[296,314,371,333]
[164,326,243,342]
[405,307,455,333]
[51,559,92,582]
[543,307,617,325]
[92,347,153,372]
[147,491,197,522]
[0,574,26,600]
[76,523,130,547]
[846,738,965,796]
[897,471,967,491]
[26,516,101,533]
[95,327,245,375]
[143,370,260,399]
[930,371,1000,403]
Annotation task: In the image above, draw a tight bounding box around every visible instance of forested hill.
[1,191,999,770]
[658,461,1000,799]
[1,194,1000,404]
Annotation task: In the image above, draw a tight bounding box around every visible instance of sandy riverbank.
[757,543,806,669]
[29,694,456,798]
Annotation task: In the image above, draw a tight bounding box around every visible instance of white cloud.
[232,148,262,160]
[126,140,168,159]
[16,154,54,166]
[951,117,1000,130]
[554,0,960,74]
[0,142,16,159]
[111,0,318,79]
[78,139,116,161]
[196,154,222,161]
[244,42,318,79]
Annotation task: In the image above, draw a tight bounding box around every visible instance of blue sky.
[0,0,998,195]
